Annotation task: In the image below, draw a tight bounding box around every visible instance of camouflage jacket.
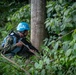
[3,36,17,52]
[0,32,20,54]
[0,32,39,54]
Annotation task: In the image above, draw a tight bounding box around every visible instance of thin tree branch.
[57,29,74,41]
[1,53,31,75]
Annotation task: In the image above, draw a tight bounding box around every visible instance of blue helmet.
[17,22,30,31]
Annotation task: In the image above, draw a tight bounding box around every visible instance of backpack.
[1,31,23,55]
[1,31,19,47]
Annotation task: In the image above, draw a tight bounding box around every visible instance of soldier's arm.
[21,38,39,53]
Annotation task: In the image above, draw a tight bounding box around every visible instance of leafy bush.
[0,0,76,75]
[0,4,30,41]
[45,1,76,46]
[6,4,30,31]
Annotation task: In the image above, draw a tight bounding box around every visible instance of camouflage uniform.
[2,36,17,53]
[0,32,22,57]
[0,33,39,58]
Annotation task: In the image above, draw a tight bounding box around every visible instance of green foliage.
[46,1,76,34]
[0,1,30,40]
[5,4,30,31]
[45,1,76,46]
[0,0,76,75]
[8,5,30,23]
[0,4,30,43]
[43,0,76,75]
[0,0,25,27]
[0,55,27,75]
[0,41,76,75]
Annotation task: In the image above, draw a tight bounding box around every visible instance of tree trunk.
[31,0,46,50]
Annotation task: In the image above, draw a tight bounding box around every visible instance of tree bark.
[31,0,46,50]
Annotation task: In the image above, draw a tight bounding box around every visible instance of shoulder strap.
[9,31,20,43]
[2,31,21,47]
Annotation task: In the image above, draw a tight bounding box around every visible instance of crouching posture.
[1,22,39,58]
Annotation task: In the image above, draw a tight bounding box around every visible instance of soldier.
[1,22,39,58]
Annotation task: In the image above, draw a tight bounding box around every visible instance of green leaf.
[64,17,72,23]
[62,41,69,51]
[69,56,76,61]
[73,15,76,22]
[34,60,43,69]
[60,23,66,31]
[54,42,59,50]
[46,4,52,8]
[55,4,61,12]
[59,0,63,4]
[65,49,72,57]
[72,33,76,40]
[45,65,51,70]
[44,57,50,65]
[64,9,70,16]
[41,69,45,75]
[72,2,76,8]
[47,7,53,13]
[34,62,39,69]
[73,43,76,49]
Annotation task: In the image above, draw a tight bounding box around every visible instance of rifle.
[20,39,40,58]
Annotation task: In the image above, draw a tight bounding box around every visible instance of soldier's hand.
[16,41,23,47]
[29,49,35,53]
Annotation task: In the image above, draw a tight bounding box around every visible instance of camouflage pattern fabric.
[0,36,16,54]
